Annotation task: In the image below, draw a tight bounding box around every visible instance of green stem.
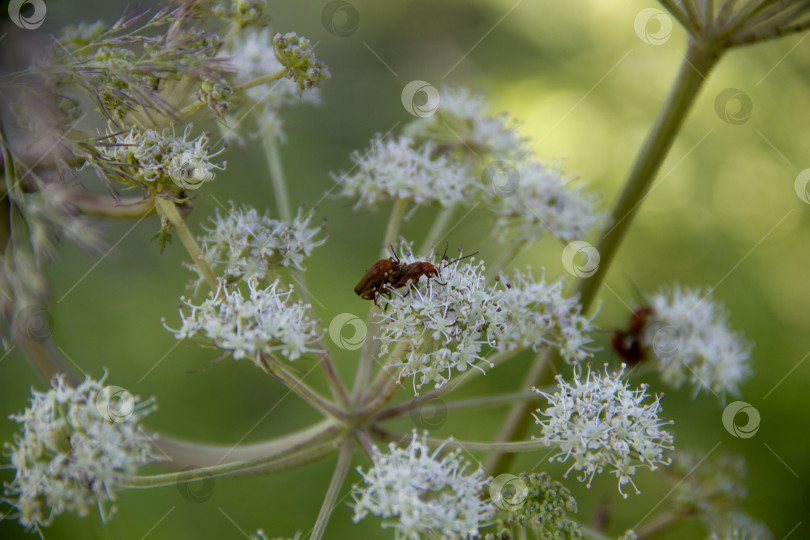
[262,127,292,222]
[372,348,518,422]
[580,525,615,540]
[635,509,690,540]
[151,419,338,469]
[352,199,408,402]
[417,205,456,256]
[485,349,551,476]
[488,238,527,278]
[122,438,342,488]
[573,40,722,313]
[154,196,218,291]
[259,354,349,422]
[371,427,547,453]
[310,438,354,540]
[261,125,351,409]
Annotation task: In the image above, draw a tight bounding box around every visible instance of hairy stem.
[310,438,354,540]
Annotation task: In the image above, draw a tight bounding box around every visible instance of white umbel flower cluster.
[351,431,494,540]
[190,203,326,287]
[95,124,225,190]
[404,85,528,161]
[2,375,156,530]
[377,245,593,391]
[491,160,606,243]
[643,286,752,396]
[333,135,476,209]
[534,364,674,498]
[165,279,321,364]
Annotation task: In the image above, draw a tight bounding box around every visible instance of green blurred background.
[2,0,810,538]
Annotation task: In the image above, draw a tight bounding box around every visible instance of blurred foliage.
[1,0,809,538]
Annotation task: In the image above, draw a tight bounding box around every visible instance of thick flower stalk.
[352,431,494,539]
[534,364,674,498]
[642,285,752,396]
[375,243,594,391]
[165,278,322,365]
[2,375,157,530]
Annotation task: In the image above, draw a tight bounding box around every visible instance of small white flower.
[95,124,224,190]
[491,159,605,243]
[189,203,327,288]
[534,364,674,498]
[352,431,494,540]
[404,85,528,160]
[332,135,476,209]
[643,286,752,396]
[225,28,321,106]
[376,243,594,391]
[2,375,157,530]
[165,279,322,364]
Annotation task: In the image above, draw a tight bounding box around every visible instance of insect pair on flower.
[354,245,475,306]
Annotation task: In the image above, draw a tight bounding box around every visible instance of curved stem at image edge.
[487,38,722,478]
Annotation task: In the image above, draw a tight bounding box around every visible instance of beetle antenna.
[445,250,478,266]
